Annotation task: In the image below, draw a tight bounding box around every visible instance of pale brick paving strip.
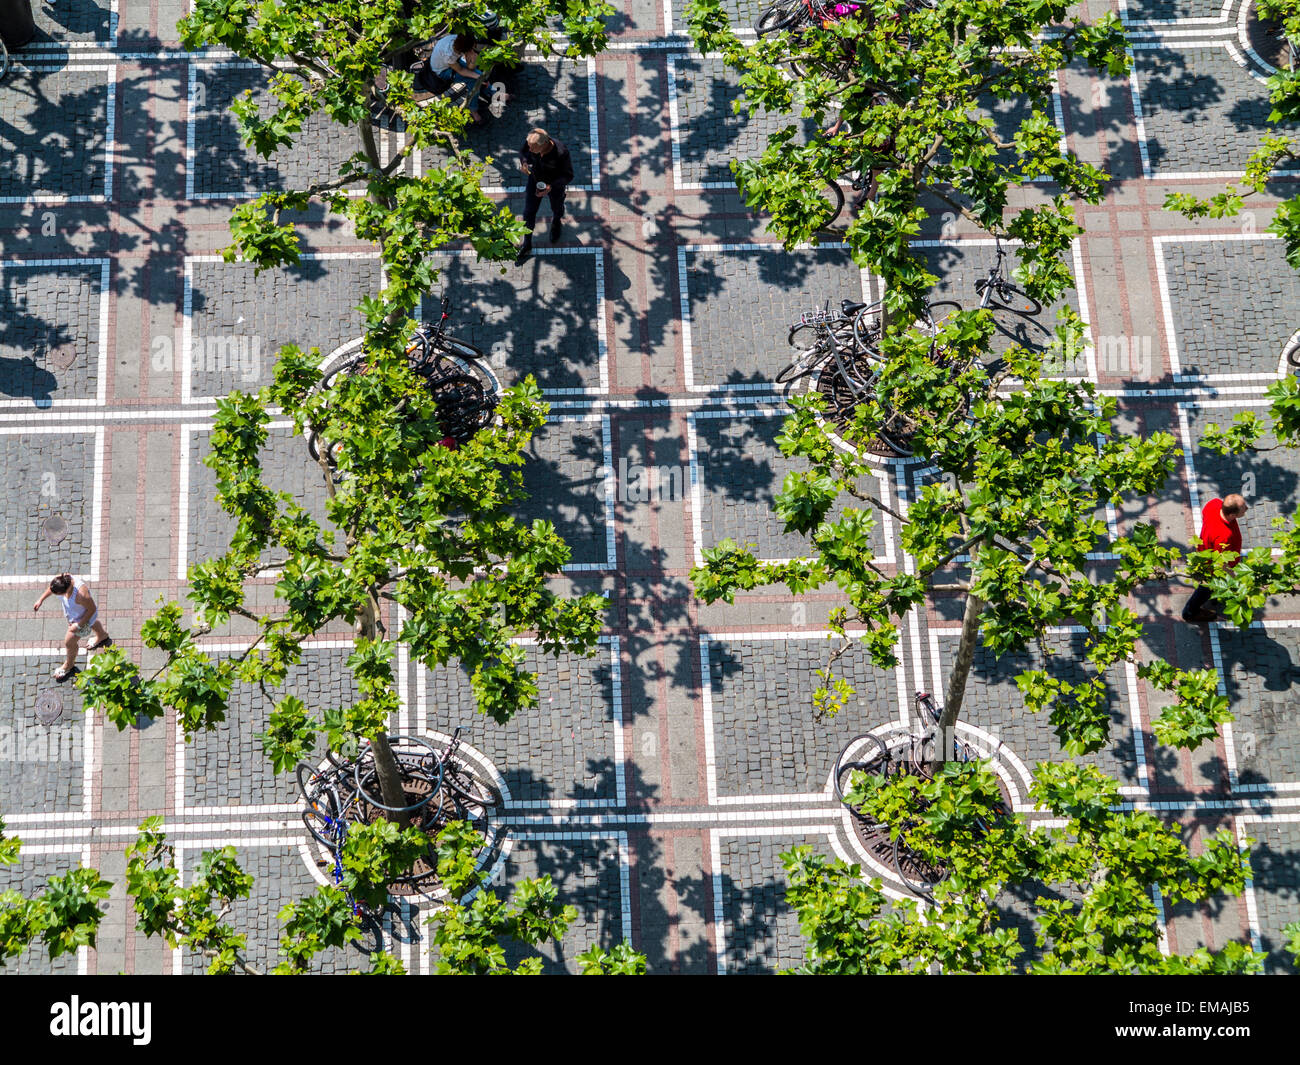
[0,0,1299,974]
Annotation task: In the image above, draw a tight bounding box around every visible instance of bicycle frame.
[977,243,1012,309]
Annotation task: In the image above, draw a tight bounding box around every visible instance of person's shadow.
[0,354,58,407]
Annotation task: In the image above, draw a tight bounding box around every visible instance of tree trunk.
[346,97,413,825]
[357,595,410,825]
[931,579,985,774]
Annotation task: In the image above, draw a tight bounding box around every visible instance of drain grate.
[42,515,68,545]
[34,689,64,725]
[45,345,78,371]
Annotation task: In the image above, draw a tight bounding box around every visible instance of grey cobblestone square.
[421,249,605,394]
[422,641,621,805]
[32,0,116,43]
[423,59,597,192]
[691,411,890,563]
[912,241,1090,376]
[669,55,817,188]
[183,645,357,809]
[0,66,112,202]
[0,654,85,816]
[931,628,1144,788]
[518,415,613,570]
[715,832,831,974]
[179,844,367,973]
[1134,44,1296,175]
[184,424,332,571]
[0,852,85,974]
[189,63,361,199]
[1121,0,1226,20]
[1160,237,1300,379]
[704,637,902,799]
[1245,818,1300,973]
[496,834,628,973]
[0,260,107,406]
[185,255,382,400]
[0,432,97,578]
[1179,401,1300,537]
[668,0,762,35]
[1212,624,1300,790]
[682,244,863,390]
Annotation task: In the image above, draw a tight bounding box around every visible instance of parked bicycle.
[832,691,1004,898]
[1282,327,1300,370]
[305,293,498,473]
[818,302,965,456]
[775,297,879,384]
[974,239,1042,317]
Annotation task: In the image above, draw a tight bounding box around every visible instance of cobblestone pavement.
[1,0,1299,976]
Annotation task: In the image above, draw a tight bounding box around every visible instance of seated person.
[417,32,490,119]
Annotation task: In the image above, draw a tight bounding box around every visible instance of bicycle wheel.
[892,832,946,899]
[852,306,885,356]
[297,760,332,803]
[813,180,846,232]
[980,278,1041,317]
[431,334,485,363]
[0,37,9,83]
[774,345,830,385]
[441,763,501,821]
[1283,328,1300,369]
[833,735,890,807]
[302,787,343,850]
[786,318,853,351]
[313,352,367,397]
[913,691,941,728]
[920,300,963,332]
[876,399,916,458]
[755,0,800,34]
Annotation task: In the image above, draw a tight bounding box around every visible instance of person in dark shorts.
[33,573,113,682]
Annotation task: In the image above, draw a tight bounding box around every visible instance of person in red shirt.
[1182,493,1248,623]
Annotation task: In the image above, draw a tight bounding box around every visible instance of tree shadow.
[670,54,817,190]
[421,252,603,393]
[1245,833,1300,974]
[517,416,612,568]
[31,0,114,41]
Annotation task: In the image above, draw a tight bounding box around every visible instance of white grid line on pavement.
[425,246,610,396]
[1210,618,1300,796]
[698,629,904,806]
[181,251,380,405]
[1128,39,1300,180]
[710,824,840,975]
[926,624,1134,803]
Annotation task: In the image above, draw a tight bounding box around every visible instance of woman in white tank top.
[33,573,113,682]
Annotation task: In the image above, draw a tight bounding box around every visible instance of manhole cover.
[45,346,78,371]
[42,515,68,545]
[34,690,64,725]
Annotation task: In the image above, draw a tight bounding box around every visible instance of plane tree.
[686,0,1277,758]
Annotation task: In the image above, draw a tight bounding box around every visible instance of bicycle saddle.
[840,299,868,315]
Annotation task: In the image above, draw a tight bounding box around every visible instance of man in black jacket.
[515,128,574,265]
